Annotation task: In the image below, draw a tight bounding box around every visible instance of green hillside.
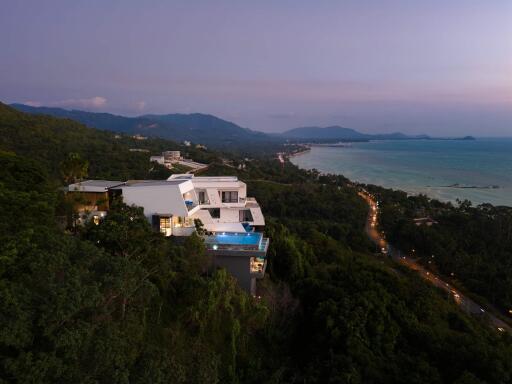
[11,103,282,153]
[0,102,217,181]
[1,104,511,383]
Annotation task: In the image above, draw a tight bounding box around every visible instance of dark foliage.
[1,104,512,383]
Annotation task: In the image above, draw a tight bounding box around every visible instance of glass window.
[208,208,220,219]
[198,191,207,204]
[221,191,238,203]
[239,209,253,222]
[159,216,171,236]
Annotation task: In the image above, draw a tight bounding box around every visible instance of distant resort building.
[67,174,268,294]
[150,150,208,172]
[164,150,182,162]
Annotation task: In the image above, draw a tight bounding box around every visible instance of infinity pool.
[206,232,262,245]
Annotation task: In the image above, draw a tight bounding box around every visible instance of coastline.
[288,140,512,207]
[286,145,311,158]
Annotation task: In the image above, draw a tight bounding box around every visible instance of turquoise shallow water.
[291,138,512,207]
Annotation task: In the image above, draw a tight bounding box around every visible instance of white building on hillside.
[168,174,265,233]
[72,174,269,294]
[149,155,165,165]
[163,150,181,162]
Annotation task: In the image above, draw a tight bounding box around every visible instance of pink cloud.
[53,96,107,109]
[25,100,43,107]
[134,100,146,112]
[25,96,107,110]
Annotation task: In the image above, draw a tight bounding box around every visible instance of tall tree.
[60,152,89,184]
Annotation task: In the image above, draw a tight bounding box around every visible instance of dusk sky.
[2,0,511,135]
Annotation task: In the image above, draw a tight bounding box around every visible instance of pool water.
[208,232,262,245]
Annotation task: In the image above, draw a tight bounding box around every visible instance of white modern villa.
[67,174,269,294]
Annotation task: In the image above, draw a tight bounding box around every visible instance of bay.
[291,138,512,207]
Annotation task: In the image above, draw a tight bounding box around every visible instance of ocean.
[290,138,512,207]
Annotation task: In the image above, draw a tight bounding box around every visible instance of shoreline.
[286,146,311,158]
[287,144,512,207]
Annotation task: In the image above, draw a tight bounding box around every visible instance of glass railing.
[203,234,269,256]
[259,238,269,251]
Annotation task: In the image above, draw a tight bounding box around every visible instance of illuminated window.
[172,216,183,227]
[160,217,171,236]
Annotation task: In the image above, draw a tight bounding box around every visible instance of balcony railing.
[245,197,260,208]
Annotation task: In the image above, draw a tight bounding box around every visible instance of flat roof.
[169,174,238,182]
[68,180,125,192]
[122,179,189,187]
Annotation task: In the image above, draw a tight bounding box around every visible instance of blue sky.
[1,0,511,135]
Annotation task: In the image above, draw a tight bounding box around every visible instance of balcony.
[245,197,260,208]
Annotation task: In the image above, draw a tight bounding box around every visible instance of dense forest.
[365,185,512,316]
[1,103,512,383]
[0,103,219,181]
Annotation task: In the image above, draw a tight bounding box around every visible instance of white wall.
[220,208,240,222]
[121,185,189,218]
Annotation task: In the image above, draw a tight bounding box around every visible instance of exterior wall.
[172,226,196,236]
[213,255,252,292]
[220,208,240,222]
[121,185,189,218]
[163,151,181,161]
[249,207,265,226]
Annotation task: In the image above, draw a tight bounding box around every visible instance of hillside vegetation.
[1,103,512,383]
[11,103,282,154]
[0,103,218,181]
[368,185,512,315]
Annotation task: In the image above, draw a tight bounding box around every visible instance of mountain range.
[11,104,442,147]
[11,104,272,150]
[281,125,430,140]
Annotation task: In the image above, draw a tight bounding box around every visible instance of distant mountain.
[282,126,368,140]
[281,125,430,141]
[10,104,276,150]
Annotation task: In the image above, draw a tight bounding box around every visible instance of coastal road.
[358,190,511,334]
